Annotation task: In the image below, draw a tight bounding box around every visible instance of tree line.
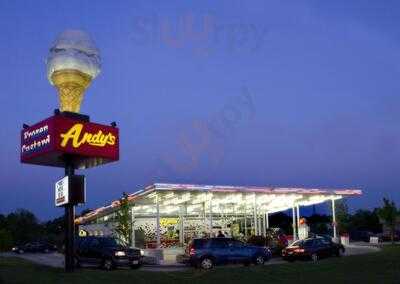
[335,198,399,243]
[0,208,92,251]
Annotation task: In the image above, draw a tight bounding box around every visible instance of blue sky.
[0,0,399,220]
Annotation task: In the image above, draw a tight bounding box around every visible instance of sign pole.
[64,156,75,272]
[20,30,121,273]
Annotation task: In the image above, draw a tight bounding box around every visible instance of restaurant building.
[75,183,361,249]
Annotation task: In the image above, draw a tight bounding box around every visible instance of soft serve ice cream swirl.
[47,30,101,82]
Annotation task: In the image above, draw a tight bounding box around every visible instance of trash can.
[340,235,350,246]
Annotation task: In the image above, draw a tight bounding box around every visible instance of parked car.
[282,236,345,262]
[12,241,57,254]
[74,236,143,270]
[177,238,272,269]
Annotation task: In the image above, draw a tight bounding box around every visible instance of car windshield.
[290,240,303,247]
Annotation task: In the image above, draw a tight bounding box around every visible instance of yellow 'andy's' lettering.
[60,123,116,148]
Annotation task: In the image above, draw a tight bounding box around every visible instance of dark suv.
[178,238,272,269]
[74,236,143,270]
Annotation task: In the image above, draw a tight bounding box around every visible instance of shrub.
[0,229,13,251]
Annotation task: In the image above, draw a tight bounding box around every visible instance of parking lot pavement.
[141,264,188,272]
[0,252,64,268]
[267,258,286,265]
[0,244,381,271]
[344,245,381,256]
[0,252,284,271]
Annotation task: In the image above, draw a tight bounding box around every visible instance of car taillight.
[294,248,305,253]
[189,248,196,256]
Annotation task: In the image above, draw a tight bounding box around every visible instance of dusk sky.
[1,1,399,221]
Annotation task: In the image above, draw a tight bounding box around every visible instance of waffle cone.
[51,69,92,113]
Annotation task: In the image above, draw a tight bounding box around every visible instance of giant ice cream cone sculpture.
[47,30,101,113]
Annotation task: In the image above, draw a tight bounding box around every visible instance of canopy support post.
[292,207,297,241]
[253,194,257,236]
[263,212,267,237]
[179,204,184,245]
[156,194,160,248]
[244,205,247,237]
[209,198,213,236]
[332,198,337,241]
[131,206,135,247]
[296,204,300,238]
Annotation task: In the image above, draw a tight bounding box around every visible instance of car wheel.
[254,255,265,265]
[200,257,214,270]
[102,259,114,271]
[311,253,318,262]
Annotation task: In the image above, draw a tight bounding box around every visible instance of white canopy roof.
[76,183,361,224]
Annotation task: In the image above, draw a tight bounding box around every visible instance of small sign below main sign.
[55,176,69,207]
[55,175,86,207]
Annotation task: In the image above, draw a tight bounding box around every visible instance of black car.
[74,236,143,270]
[177,238,272,269]
[12,241,57,254]
[282,236,345,262]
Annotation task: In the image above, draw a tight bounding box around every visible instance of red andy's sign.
[21,115,119,168]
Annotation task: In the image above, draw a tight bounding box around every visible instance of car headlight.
[140,249,144,256]
[12,247,17,251]
[115,251,126,257]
